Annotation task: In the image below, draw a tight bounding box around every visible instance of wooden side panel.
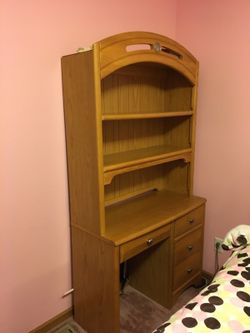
[189,82,199,195]
[61,52,104,234]
[128,231,172,308]
[71,227,120,333]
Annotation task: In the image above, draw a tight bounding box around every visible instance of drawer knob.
[188,219,194,224]
[187,268,193,274]
[187,245,193,251]
[146,238,153,246]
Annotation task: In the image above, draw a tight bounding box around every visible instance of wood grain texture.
[120,224,170,263]
[96,31,198,82]
[71,227,120,333]
[61,51,105,234]
[172,271,202,303]
[128,230,172,308]
[102,111,193,120]
[101,61,194,192]
[174,205,205,238]
[172,204,205,301]
[104,190,205,245]
[103,152,191,185]
[174,226,203,265]
[101,64,193,115]
[103,118,191,157]
[104,146,191,171]
[173,251,202,290]
[62,31,204,330]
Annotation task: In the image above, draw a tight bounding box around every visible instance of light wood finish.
[171,205,205,302]
[104,160,190,204]
[96,31,198,82]
[101,63,193,116]
[104,151,191,185]
[102,117,192,157]
[104,146,192,172]
[61,51,105,235]
[105,186,156,207]
[28,308,72,333]
[173,251,202,290]
[105,190,205,245]
[102,111,193,120]
[128,231,172,308]
[173,272,202,301]
[189,83,199,194]
[61,31,205,331]
[174,226,203,265]
[71,227,120,333]
[120,224,170,262]
[174,205,205,238]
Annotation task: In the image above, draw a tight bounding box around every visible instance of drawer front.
[173,252,202,290]
[174,227,203,265]
[120,225,170,263]
[174,205,204,238]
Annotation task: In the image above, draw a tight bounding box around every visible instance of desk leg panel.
[71,227,120,333]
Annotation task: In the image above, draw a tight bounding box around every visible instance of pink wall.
[3,1,249,331]
[0,1,177,332]
[176,0,250,273]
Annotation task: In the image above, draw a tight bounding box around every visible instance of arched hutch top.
[95,31,198,83]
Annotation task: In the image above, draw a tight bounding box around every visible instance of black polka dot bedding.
[153,244,250,332]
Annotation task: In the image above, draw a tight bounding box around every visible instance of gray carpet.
[48,321,85,333]
[52,285,199,333]
[120,285,198,333]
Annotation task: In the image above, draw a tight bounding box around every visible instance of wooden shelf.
[104,145,191,171]
[104,190,206,245]
[102,111,193,121]
[103,146,192,184]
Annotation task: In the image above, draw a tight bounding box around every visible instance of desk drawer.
[120,225,170,263]
[174,205,204,238]
[173,251,202,290]
[174,227,203,265]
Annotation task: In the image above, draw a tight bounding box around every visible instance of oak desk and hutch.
[61,32,206,333]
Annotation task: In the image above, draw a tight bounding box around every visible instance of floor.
[48,320,85,333]
[51,285,200,333]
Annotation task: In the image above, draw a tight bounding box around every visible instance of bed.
[153,230,250,332]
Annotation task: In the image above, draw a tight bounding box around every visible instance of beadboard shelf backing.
[101,63,193,116]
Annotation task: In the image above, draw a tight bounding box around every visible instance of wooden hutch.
[61,31,206,333]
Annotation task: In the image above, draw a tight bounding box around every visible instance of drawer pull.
[188,219,194,224]
[187,268,193,274]
[187,245,193,251]
[146,238,154,246]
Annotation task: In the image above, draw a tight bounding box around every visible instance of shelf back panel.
[101,63,193,115]
[103,117,191,157]
[104,161,189,205]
